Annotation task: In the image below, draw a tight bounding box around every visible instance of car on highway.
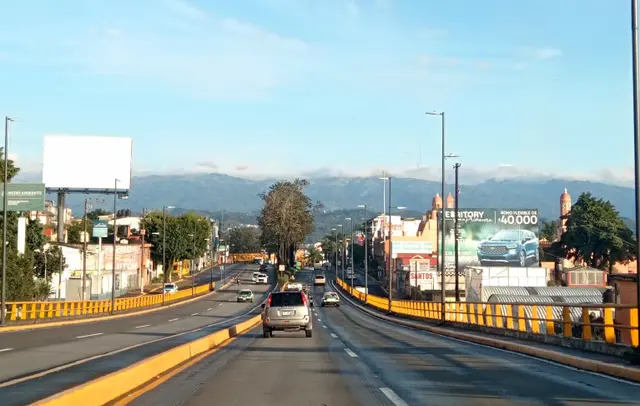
[345,268,355,279]
[259,263,268,271]
[286,282,303,291]
[261,291,312,338]
[236,289,254,302]
[256,273,268,284]
[163,283,178,294]
[321,291,340,307]
[314,274,326,286]
[252,272,261,282]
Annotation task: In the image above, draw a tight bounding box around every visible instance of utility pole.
[192,221,197,297]
[1,117,13,325]
[357,204,368,302]
[140,208,146,294]
[82,198,89,300]
[631,0,640,352]
[454,163,461,302]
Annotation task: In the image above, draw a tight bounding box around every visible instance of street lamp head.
[165,205,175,209]
[331,228,336,231]
[425,111,443,116]
[336,224,342,227]
[357,204,366,209]
[345,217,352,221]
[444,153,459,159]
[397,206,408,210]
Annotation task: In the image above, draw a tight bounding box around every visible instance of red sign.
[410,271,434,280]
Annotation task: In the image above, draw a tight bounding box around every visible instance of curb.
[0,271,242,333]
[331,280,640,384]
[31,314,262,406]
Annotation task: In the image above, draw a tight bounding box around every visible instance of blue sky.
[0,0,634,185]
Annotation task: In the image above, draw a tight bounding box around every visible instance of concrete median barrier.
[31,314,263,406]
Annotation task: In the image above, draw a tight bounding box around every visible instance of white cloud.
[520,47,563,61]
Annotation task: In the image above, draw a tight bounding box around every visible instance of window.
[270,292,303,306]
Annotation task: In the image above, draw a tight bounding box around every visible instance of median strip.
[31,314,263,406]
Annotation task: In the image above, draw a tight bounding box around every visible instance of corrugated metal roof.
[480,286,531,302]
[485,294,603,334]
[533,287,604,297]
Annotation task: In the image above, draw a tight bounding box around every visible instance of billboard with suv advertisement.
[437,208,539,269]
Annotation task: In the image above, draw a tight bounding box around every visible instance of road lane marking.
[379,388,409,406]
[330,333,338,338]
[168,318,179,322]
[76,333,103,339]
[0,278,279,389]
[322,325,327,328]
[218,303,223,306]
[135,324,151,329]
[191,313,199,316]
[344,347,358,358]
[0,348,13,353]
[206,307,212,311]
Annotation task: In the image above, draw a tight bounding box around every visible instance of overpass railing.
[4,282,213,323]
[335,278,639,348]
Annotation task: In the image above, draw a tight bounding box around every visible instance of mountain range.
[41,173,634,222]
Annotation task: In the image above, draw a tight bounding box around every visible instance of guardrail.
[336,278,639,348]
[5,283,213,323]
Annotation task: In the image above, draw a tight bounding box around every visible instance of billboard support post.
[454,163,461,302]
[82,198,88,301]
[1,116,13,326]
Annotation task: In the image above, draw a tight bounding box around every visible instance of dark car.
[259,264,268,271]
[477,229,539,267]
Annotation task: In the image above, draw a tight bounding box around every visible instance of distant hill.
[50,173,634,222]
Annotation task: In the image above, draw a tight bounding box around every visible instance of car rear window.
[270,292,303,306]
[239,290,251,295]
[315,275,324,279]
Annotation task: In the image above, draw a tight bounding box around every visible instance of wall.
[614,278,638,346]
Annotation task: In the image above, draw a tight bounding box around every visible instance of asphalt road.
[128,269,640,406]
[0,264,275,394]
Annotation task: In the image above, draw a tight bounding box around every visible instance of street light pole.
[388,176,393,313]
[332,228,338,276]
[82,198,89,300]
[631,0,640,351]
[358,204,368,302]
[192,221,197,297]
[1,117,13,325]
[110,179,119,314]
[454,163,461,302]
[427,110,447,322]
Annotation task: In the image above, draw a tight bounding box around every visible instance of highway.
[126,269,640,406]
[0,263,275,406]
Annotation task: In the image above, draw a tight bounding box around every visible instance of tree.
[87,208,110,220]
[141,211,212,281]
[320,233,339,261]
[306,247,323,264]
[229,227,261,253]
[555,192,636,273]
[67,220,93,244]
[257,179,319,267]
[539,220,557,242]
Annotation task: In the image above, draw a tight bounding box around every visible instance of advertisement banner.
[0,183,45,211]
[438,208,539,269]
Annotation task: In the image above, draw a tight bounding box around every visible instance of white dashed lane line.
[330,333,338,339]
[191,313,199,316]
[135,324,151,329]
[168,318,179,322]
[76,333,103,339]
[206,307,212,311]
[379,388,409,406]
[344,347,358,358]
[322,325,327,328]
[0,348,13,353]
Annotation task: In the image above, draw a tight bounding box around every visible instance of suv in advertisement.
[477,229,539,267]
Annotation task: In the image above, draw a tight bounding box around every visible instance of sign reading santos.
[438,208,540,269]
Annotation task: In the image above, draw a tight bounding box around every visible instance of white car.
[163,283,178,294]
[256,274,268,284]
[345,268,355,279]
[314,274,326,286]
[252,272,261,282]
[322,292,340,307]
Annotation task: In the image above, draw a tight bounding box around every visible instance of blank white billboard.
[42,135,133,191]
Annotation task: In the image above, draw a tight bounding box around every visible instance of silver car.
[261,291,312,338]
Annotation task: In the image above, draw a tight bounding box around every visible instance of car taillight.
[267,293,272,306]
[301,293,307,306]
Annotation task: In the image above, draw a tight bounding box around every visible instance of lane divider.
[32,314,263,406]
[330,280,640,384]
[0,269,244,334]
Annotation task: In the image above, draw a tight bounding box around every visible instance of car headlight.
[506,243,518,249]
